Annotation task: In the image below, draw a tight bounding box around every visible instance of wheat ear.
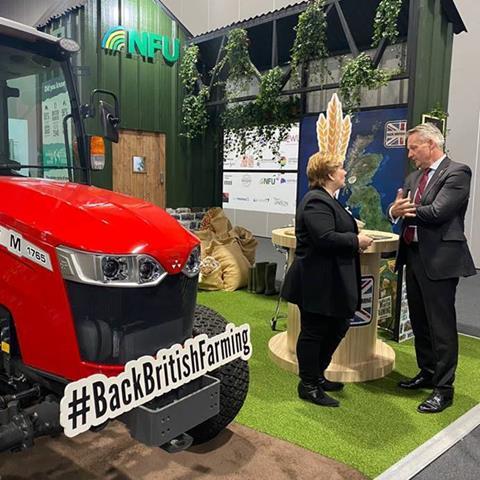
[317,114,328,154]
[339,115,352,159]
[327,94,341,157]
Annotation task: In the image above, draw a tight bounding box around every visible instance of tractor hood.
[0,178,199,273]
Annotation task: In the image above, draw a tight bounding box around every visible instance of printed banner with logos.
[298,107,408,233]
[222,125,299,216]
[223,125,299,171]
[223,172,297,214]
[42,77,70,180]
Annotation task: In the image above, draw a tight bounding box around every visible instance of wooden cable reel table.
[269,227,399,382]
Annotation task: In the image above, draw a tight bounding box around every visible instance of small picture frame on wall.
[421,114,446,136]
[132,156,146,173]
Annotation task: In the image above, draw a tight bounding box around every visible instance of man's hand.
[391,188,416,219]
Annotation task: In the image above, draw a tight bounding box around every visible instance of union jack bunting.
[351,276,374,326]
[384,120,407,148]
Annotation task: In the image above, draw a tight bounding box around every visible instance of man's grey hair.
[407,123,445,150]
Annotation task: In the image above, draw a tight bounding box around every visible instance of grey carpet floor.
[413,425,480,480]
[457,274,480,338]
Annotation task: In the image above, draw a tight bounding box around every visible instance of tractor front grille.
[65,274,198,365]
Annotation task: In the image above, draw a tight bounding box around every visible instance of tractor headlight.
[101,256,128,281]
[138,256,163,284]
[56,246,167,287]
[182,246,201,278]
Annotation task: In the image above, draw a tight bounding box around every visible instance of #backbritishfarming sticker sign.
[60,324,252,437]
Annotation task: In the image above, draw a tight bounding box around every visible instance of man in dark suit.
[389,123,476,413]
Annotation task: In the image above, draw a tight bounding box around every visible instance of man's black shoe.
[398,371,433,390]
[298,381,339,407]
[417,389,453,413]
[318,377,344,392]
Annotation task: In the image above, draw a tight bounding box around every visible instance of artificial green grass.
[197,290,480,479]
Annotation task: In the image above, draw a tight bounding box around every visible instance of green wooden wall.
[408,0,454,127]
[45,0,219,208]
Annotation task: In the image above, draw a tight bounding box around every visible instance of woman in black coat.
[281,151,373,407]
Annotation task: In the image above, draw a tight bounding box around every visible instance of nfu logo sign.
[101,26,180,63]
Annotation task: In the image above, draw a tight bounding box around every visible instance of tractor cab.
[0,16,117,183]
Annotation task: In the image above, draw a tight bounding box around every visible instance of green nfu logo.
[101,26,180,63]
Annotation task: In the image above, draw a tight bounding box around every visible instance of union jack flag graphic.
[350,276,374,326]
[384,120,407,148]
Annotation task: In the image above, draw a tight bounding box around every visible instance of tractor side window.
[0,45,75,180]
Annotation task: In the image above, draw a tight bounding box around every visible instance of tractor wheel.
[187,305,249,444]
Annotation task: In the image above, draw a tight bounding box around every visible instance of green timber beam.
[407,0,454,127]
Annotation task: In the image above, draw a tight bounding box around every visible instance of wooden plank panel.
[112,129,165,208]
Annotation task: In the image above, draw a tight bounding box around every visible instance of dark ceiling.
[193,0,463,76]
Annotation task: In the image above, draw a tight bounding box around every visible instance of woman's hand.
[357,233,374,253]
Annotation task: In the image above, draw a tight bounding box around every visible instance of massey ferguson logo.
[0,224,52,271]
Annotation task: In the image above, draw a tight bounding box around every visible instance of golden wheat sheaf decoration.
[316,93,352,163]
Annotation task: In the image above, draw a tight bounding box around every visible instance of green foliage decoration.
[212,28,257,97]
[290,0,328,86]
[426,103,449,125]
[181,86,210,140]
[339,53,395,112]
[425,103,449,142]
[179,44,200,92]
[372,0,403,47]
[223,67,297,156]
[179,45,209,139]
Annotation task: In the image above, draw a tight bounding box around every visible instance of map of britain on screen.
[298,107,408,233]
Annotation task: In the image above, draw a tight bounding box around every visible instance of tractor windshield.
[0,43,80,181]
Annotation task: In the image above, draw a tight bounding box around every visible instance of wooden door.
[112,130,166,208]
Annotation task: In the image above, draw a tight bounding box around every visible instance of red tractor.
[0,17,249,453]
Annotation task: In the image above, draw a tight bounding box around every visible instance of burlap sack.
[230,225,257,266]
[198,256,224,291]
[200,207,232,235]
[211,238,250,291]
[195,229,215,258]
[196,208,253,291]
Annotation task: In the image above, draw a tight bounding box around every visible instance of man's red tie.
[403,168,430,245]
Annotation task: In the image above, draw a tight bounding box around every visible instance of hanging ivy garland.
[179,45,209,139]
[210,29,297,156]
[211,28,258,97]
[180,1,404,141]
[290,0,329,86]
[372,0,403,47]
[223,67,297,156]
[340,0,403,112]
[339,53,392,112]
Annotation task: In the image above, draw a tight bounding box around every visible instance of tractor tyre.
[187,304,249,444]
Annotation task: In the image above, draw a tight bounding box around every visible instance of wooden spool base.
[268,332,395,382]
